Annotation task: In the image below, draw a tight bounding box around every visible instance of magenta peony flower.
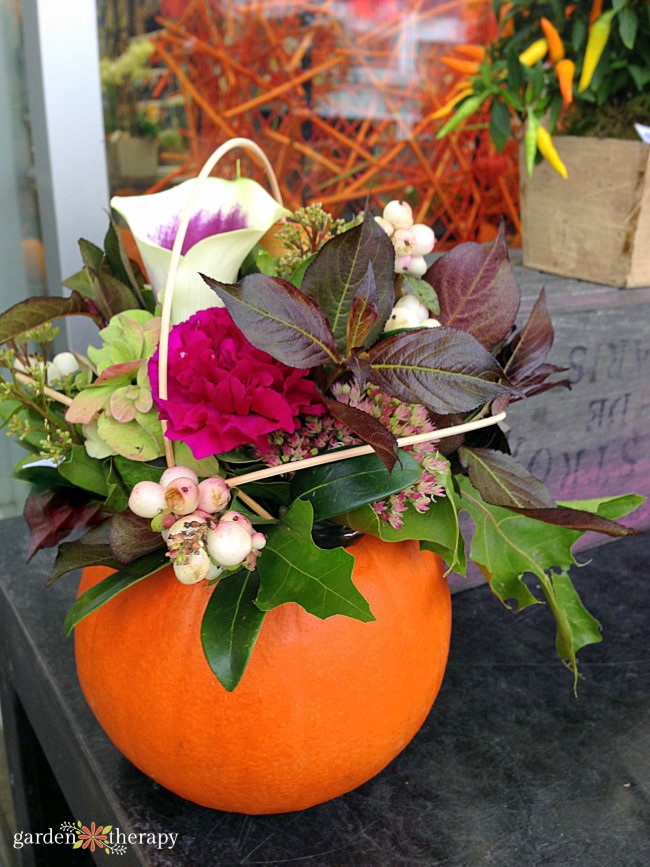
[148,308,324,458]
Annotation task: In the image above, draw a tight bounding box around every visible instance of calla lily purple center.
[151,206,249,255]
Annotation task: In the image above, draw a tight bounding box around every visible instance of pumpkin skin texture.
[75,535,451,814]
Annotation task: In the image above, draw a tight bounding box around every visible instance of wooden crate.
[519,137,650,289]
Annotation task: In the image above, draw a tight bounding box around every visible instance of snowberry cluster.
[128,466,266,585]
[384,294,441,332]
[375,200,435,277]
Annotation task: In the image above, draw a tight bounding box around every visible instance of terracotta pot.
[75,535,451,814]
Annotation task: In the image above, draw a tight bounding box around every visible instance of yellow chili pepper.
[519,39,549,67]
[555,58,575,106]
[430,87,474,120]
[536,127,568,178]
[540,17,565,63]
[578,9,616,92]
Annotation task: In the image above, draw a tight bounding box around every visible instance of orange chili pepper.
[499,3,515,38]
[540,17,565,63]
[440,56,481,75]
[453,44,486,62]
[589,0,603,26]
[555,58,575,105]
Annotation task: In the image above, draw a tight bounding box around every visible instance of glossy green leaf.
[402,275,440,316]
[201,570,267,692]
[58,446,110,497]
[256,499,373,621]
[64,548,168,635]
[291,449,421,522]
[112,454,164,488]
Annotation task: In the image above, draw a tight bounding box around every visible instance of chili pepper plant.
[0,180,643,693]
[436,0,650,176]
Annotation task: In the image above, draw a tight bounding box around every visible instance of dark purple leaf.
[510,506,642,537]
[322,395,398,471]
[0,293,92,344]
[346,264,378,353]
[459,447,556,509]
[203,273,339,368]
[300,210,395,351]
[426,223,520,349]
[346,351,372,388]
[502,289,554,383]
[23,489,105,560]
[367,326,517,413]
[109,510,166,564]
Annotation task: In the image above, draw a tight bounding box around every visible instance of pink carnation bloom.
[148,307,324,458]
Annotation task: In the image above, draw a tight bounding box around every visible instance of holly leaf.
[203,273,339,367]
[200,570,267,692]
[23,488,105,560]
[290,450,422,521]
[300,210,395,351]
[367,326,517,413]
[63,548,168,635]
[459,447,556,509]
[339,480,466,576]
[346,263,378,352]
[426,223,519,349]
[0,293,91,344]
[321,395,398,471]
[256,499,373,621]
[457,476,643,686]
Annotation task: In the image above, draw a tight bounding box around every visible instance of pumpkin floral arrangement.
[0,140,641,706]
[436,0,650,177]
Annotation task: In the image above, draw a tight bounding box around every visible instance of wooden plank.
[520,137,650,288]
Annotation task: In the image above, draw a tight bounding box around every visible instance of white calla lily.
[111,176,290,324]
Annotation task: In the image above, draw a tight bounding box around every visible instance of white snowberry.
[159,465,199,489]
[383,200,413,229]
[394,294,429,321]
[251,532,267,550]
[421,317,442,328]
[394,255,412,273]
[206,522,254,567]
[164,477,200,516]
[219,510,254,534]
[47,352,79,384]
[411,223,436,257]
[197,477,231,514]
[128,481,166,519]
[384,307,422,331]
[406,256,428,278]
[173,548,212,584]
[392,227,417,256]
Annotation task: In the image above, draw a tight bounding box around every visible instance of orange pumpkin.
[75,535,451,813]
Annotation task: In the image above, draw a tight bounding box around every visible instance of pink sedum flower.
[148,307,324,458]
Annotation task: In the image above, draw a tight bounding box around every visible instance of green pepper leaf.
[256,499,373,621]
[64,548,168,635]
[200,570,267,692]
[290,449,422,522]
